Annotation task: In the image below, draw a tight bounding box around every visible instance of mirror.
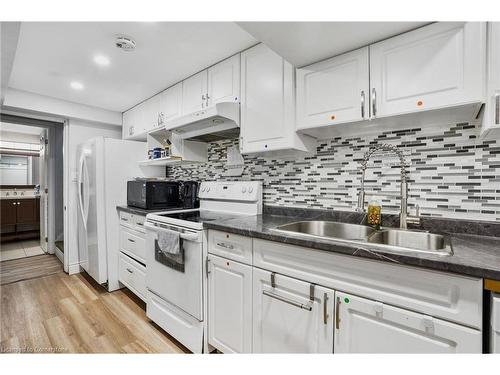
[0,154,40,185]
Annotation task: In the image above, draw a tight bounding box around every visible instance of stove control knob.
[242,186,247,193]
[201,187,206,192]
[248,186,253,193]
[206,187,211,192]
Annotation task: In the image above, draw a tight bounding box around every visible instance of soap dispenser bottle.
[367,196,382,230]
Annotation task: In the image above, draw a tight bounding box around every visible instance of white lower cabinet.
[252,268,335,353]
[118,253,146,302]
[207,254,252,353]
[334,291,481,353]
[491,293,500,353]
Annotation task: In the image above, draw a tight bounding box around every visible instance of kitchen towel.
[157,228,180,255]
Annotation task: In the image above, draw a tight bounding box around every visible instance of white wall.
[66,119,122,274]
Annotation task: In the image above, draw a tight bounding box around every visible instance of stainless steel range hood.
[164,102,240,142]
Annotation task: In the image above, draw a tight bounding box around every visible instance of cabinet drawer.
[133,215,146,233]
[253,238,482,329]
[119,253,146,301]
[119,227,146,264]
[208,230,252,265]
[119,211,134,227]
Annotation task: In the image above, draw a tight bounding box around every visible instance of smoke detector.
[115,36,136,51]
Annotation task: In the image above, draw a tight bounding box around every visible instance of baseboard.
[55,246,64,264]
[68,262,81,275]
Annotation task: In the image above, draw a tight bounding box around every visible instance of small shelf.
[138,156,203,166]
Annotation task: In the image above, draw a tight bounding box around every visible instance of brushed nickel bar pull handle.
[126,268,133,273]
[217,242,234,250]
[263,290,312,311]
[361,90,365,119]
[495,92,500,125]
[323,293,329,325]
[335,296,341,330]
[371,88,377,118]
[128,238,135,243]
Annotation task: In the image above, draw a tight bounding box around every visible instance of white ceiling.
[5,22,431,115]
[8,22,257,112]
[237,22,430,67]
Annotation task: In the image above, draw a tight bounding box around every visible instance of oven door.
[145,221,203,320]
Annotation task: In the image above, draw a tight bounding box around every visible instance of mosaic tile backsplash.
[167,122,500,222]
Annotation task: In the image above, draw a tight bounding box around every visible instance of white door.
[39,130,48,252]
[296,47,369,129]
[207,54,240,106]
[181,70,208,115]
[161,82,183,125]
[334,291,481,353]
[370,22,486,118]
[253,268,335,353]
[240,44,296,154]
[491,293,500,353]
[208,254,252,353]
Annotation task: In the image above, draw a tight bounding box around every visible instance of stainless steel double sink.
[272,221,452,256]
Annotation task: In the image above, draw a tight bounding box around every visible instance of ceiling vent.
[115,36,136,51]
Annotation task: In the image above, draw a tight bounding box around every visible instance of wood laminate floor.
[1,254,62,285]
[0,256,189,353]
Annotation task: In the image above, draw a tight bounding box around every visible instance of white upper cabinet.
[207,54,241,106]
[370,22,486,118]
[240,44,314,155]
[334,291,481,353]
[142,94,162,133]
[481,22,500,138]
[296,47,369,129]
[122,104,145,140]
[181,70,208,115]
[161,83,183,125]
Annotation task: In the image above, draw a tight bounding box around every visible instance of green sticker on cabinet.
[344,297,350,303]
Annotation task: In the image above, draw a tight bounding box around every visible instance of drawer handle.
[126,268,133,273]
[263,290,312,311]
[323,293,329,325]
[137,222,143,226]
[121,218,129,221]
[216,242,234,250]
[128,239,135,243]
[335,297,341,330]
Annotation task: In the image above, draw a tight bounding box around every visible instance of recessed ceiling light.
[94,54,110,66]
[70,81,84,90]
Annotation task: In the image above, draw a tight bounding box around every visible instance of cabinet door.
[482,22,500,136]
[208,254,252,353]
[296,47,369,129]
[207,54,240,106]
[1,200,17,234]
[161,82,183,124]
[334,291,481,353]
[181,70,208,115]
[16,199,37,224]
[140,95,161,133]
[491,293,500,353]
[370,22,485,118]
[253,268,335,353]
[122,110,132,139]
[240,44,296,154]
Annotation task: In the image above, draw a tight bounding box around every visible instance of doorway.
[0,115,64,267]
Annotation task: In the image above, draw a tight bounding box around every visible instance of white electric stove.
[144,181,262,353]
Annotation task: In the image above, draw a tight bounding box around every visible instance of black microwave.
[127,180,181,210]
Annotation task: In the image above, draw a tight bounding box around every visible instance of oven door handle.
[144,221,200,242]
[180,232,199,241]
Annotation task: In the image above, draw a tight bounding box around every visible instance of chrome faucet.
[356,144,420,229]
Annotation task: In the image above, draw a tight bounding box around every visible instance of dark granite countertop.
[203,207,500,281]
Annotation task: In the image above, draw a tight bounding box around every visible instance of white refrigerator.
[77,137,151,291]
